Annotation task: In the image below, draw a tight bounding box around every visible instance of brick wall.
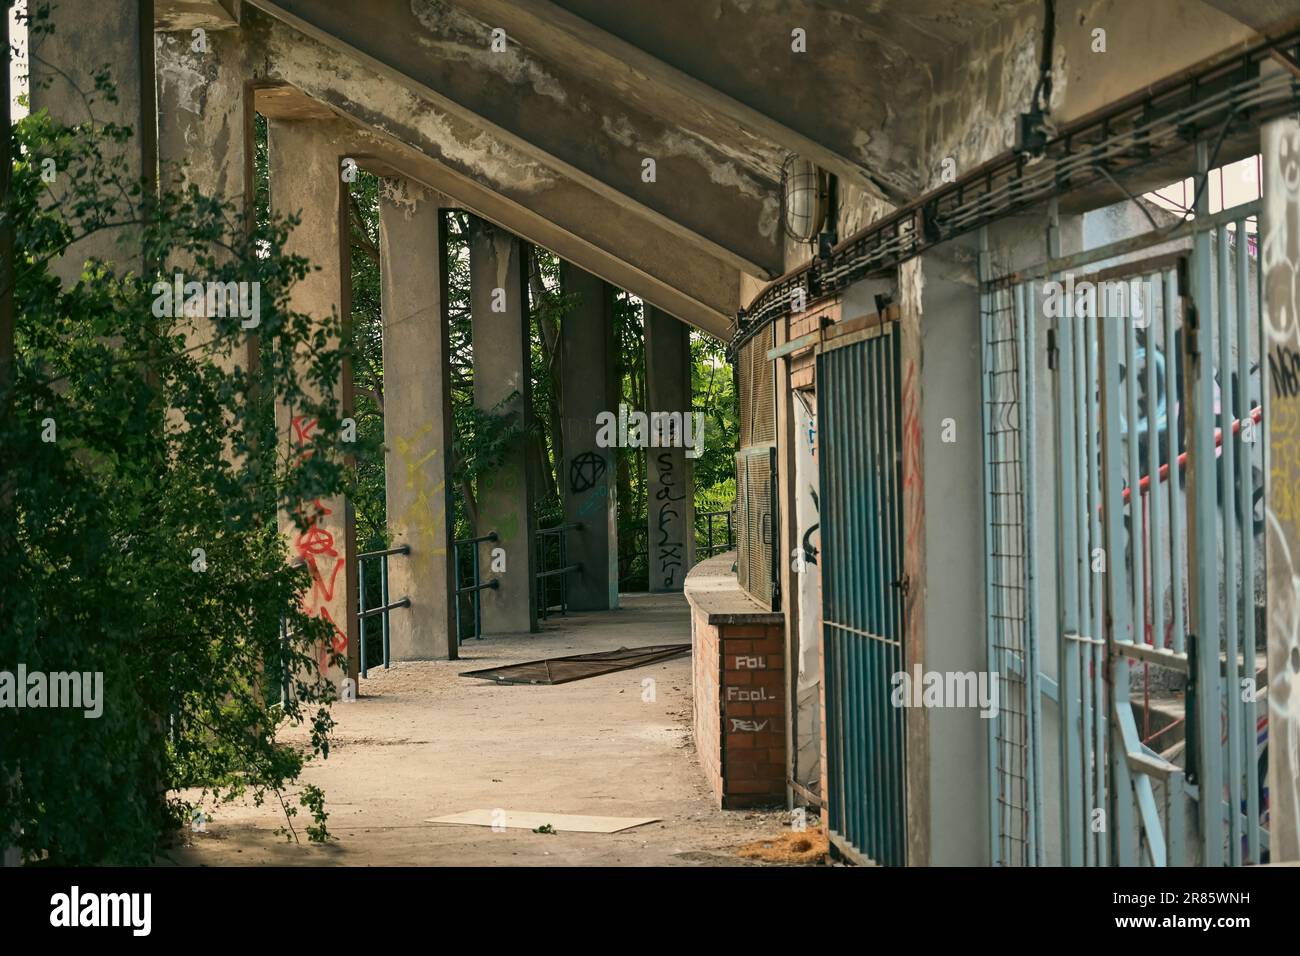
[686,553,787,809]
[718,622,786,807]
[691,604,723,801]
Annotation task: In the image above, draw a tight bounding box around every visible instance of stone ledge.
[683,551,783,626]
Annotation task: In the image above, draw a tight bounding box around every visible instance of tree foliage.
[0,23,351,862]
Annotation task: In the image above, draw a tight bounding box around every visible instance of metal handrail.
[454,531,499,643]
[536,522,583,621]
[359,543,411,678]
[536,564,580,578]
[696,508,735,558]
[359,544,412,559]
[359,598,411,619]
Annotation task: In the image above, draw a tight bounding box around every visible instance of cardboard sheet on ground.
[425,809,659,833]
[458,643,690,685]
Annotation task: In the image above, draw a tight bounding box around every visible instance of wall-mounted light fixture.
[780,154,830,244]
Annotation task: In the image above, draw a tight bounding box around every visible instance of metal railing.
[696,508,735,558]
[358,544,411,678]
[535,522,582,621]
[454,530,499,643]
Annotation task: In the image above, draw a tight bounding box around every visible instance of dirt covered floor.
[165,593,810,867]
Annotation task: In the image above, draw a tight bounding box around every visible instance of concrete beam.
[1196,1,1300,32]
[155,0,240,31]
[559,263,620,611]
[645,307,695,592]
[548,0,1022,202]
[249,91,736,337]
[245,0,783,276]
[240,7,740,336]
[453,0,883,199]
[470,219,537,634]
[380,180,458,661]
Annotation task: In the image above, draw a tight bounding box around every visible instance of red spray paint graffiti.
[290,415,347,674]
[901,360,925,554]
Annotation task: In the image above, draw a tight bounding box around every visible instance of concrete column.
[155,24,248,211]
[268,119,358,691]
[1261,115,1300,862]
[470,218,536,634]
[28,0,155,281]
[154,24,253,376]
[559,262,619,610]
[910,240,990,866]
[645,306,695,592]
[380,180,457,660]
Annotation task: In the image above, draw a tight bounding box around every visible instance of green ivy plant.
[0,13,361,863]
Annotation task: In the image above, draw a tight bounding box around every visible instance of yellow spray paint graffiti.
[392,423,447,579]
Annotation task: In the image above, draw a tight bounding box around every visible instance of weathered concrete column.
[155,19,246,206]
[645,306,695,592]
[470,218,536,634]
[1261,115,1300,863]
[29,0,156,281]
[559,262,619,610]
[268,119,358,691]
[380,180,457,660]
[155,22,253,377]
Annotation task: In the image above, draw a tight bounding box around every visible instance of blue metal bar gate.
[816,321,907,866]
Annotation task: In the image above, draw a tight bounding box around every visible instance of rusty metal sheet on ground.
[458,643,690,685]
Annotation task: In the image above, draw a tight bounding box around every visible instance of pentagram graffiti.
[569,451,607,493]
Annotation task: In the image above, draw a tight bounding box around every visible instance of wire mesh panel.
[816,324,907,866]
[979,279,1044,866]
[735,447,776,608]
[736,327,778,608]
[739,326,777,447]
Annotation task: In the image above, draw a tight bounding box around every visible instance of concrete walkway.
[167,593,792,866]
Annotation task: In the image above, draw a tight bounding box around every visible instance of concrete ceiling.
[219,0,1300,335]
[236,0,1043,333]
[549,0,1035,200]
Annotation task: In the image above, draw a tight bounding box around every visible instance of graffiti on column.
[290,415,347,677]
[654,450,686,588]
[901,359,924,579]
[1262,119,1300,859]
[570,451,610,521]
[393,423,448,580]
[569,450,606,493]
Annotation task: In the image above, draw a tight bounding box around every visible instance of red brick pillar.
[720,623,786,807]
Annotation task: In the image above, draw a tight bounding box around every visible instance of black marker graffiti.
[655,450,686,588]
[569,451,606,493]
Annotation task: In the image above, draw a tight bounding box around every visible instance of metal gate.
[817,323,907,866]
[982,167,1267,865]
